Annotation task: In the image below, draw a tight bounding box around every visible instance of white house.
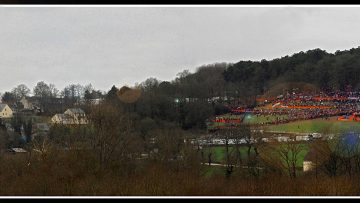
[64,108,88,124]
[51,114,73,125]
[303,149,317,172]
[275,136,290,142]
[0,104,13,118]
[51,108,88,125]
[19,97,42,112]
[8,148,27,153]
[20,97,34,110]
[303,160,315,172]
[64,108,86,117]
[296,135,310,141]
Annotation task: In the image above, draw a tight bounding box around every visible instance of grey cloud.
[1,7,360,93]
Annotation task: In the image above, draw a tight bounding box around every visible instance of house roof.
[0,104,8,112]
[10,148,27,153]
[54,113,72,120]
[66,108,85,114]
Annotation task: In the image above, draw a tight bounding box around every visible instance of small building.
[275,136,290,142]
[64,108,86,117]
[303,148,318,172]
[296,135,310,141]
[19,97,41,111]
[8,148,27,153]
[261,137,270,142]
[20,97,34,110]
[303,160,315,172]
[310,133,322,139]
[0,103,13,118]
[51,108,88,125]
[64,108,88,124]
[51,114,72,125]
[75,98,103,106]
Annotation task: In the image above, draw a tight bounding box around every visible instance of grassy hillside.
[207,114,289,130]
[264,117,360,134]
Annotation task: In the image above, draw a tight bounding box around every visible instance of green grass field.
[208,113,360,134]
[202,146,257,163]
[243,114,288,124]
[260,143,310,168]
[203,143,309,168]
[214,113,289,124]
[294,144,309,167]
[264,117,360,134]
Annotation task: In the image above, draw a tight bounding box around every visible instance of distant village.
[0,83,105,153]
[0,97,98,123]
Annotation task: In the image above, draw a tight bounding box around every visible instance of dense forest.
[224,48,360,94]
[122,47,360,130]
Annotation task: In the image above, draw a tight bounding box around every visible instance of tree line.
[112,47,360,130]
[3,47,360,130]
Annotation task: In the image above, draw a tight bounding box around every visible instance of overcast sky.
[1,6,360,93]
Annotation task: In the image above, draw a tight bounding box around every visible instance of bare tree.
[49,84,59,98]
[241,124,252,162]
[247,127,264,177]
[154,128,184,162]
[89,102,136,170]
[336,134,360,178]
[313,137,350,178]
[33,81,52,98]
[11,84,30,100]
[201,133,214,166]
[216,125,249,177]
[277,142,304,178]
[27,136,54,165]
[206,146,214,166]
[214,128,233,176]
